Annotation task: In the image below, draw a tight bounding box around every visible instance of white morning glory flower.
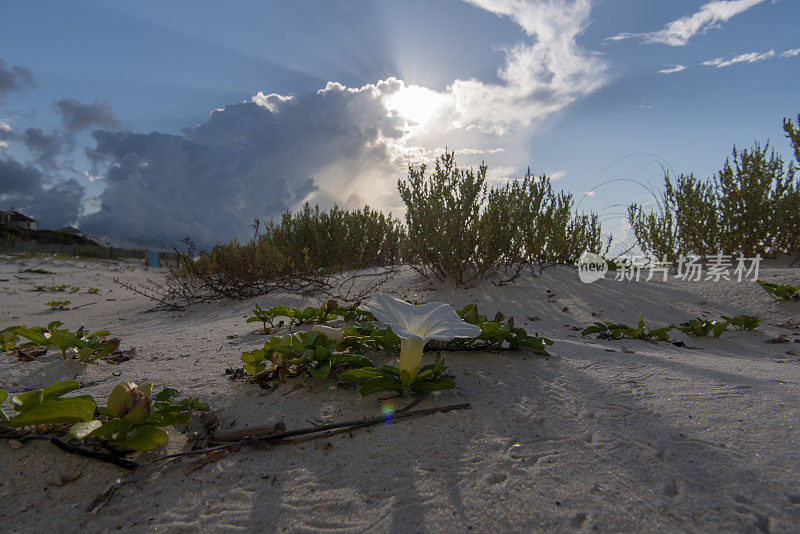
[361,294,482,384]
[312,324,344,342]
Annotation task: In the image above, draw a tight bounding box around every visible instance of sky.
[0,0,798,249]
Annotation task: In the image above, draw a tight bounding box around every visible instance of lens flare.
[380,397,396,424]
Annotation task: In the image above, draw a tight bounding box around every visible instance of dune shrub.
[628,173,719,261]
[398,151,609,285]
[398,151,499,284]
[501,170,608,265]
[167,204,405,301]
[168,237,292,300]
[629,116,800,259]
[266,203,405,272]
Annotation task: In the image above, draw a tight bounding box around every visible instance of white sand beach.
[1,255,800,532]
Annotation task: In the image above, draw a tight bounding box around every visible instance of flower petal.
[361,294,415,329]
[362,294,482,341]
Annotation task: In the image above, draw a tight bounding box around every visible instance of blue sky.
[1,0,798,247]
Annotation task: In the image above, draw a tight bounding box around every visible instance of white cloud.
[702,49,775,68]
[781,48,800,58]
[84,170,103,182]
[550,170,566,180]
[608,0,767,46]
[658,64,686,74]
[251,92,295,113]
[454,0,608,134]
[81,1,611,245]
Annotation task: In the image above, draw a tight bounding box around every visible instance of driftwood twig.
[51,438,139,470]
[211,422,286,443]
[87,401,470,514]
[165,402,471,458]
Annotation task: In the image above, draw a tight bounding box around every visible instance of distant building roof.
[58,226,83,234]
[8,210,37,223]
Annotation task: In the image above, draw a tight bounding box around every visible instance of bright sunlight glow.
[385,85,449,131]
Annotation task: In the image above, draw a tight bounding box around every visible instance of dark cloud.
[53,98,120,134]
[81,84,405,247]
[0,155,84,228]
[0,58,35,99]
[22,128,63,168]
[0,156,43,195]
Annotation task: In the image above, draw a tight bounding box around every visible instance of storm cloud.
[22,128,64,168]
[53,98,120,135]
[0,154,84,228]
[81,82,406,246]
[0,58,34,99]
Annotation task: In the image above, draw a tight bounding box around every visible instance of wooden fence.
[0,239,177,267]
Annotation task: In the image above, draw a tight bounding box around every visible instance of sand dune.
[1,255,800,532]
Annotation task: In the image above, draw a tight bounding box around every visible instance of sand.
[1,254,799,532]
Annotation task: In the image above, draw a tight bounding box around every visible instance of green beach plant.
[721,314,761,331]
[448,304,554,352]
[45,300,71,310]
[0,380,95,427]
[340,357,455,396]
[0,380,207,452]
[70,382,208,452]
[241,330,373,380]
[677,318,729,338]
[239,296,553,397]
[581,315,672,342]
[757,280,800,301]
[1,321,120,362]
[246,300,376,333]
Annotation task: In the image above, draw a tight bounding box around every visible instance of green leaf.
[11,389,44,411]
[242,349,265,365]
[359,376,401,396]
[69,419,103,439]
[83,338,120,362]
[91,418,121,440]
[339,368,382,383]
[40,380,81,400]
[0,328,19,352]
[712,321,729,338]
[412,377,456,393]
[308,360,331,380]
[87,330,111,339]
[0,389,8,422]
[581,325,605,336]
[6,398,96,428]
[177,397,208,413]
[379,365,401,377]
[109,425,168,452]
[46,320,64,332]
[15,327,47,346]
[48,331,77,355]
[329,353,373,368]
[416,369,434,381]
[154,388,180,402]
[153,410,192,426]
[244,363,267,382]
[648,327,672,341]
